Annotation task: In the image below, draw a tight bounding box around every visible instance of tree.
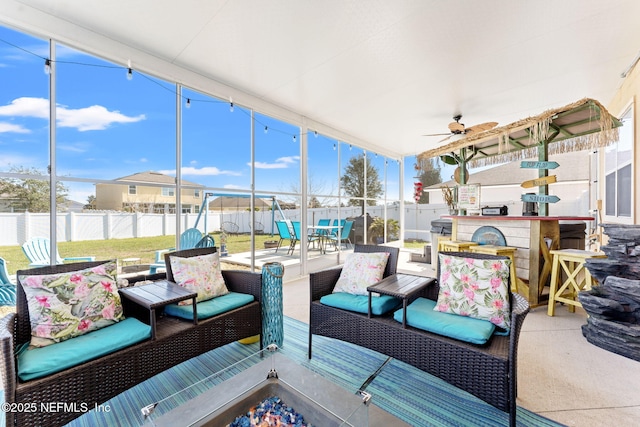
[415,158,442,203]
[0,166,68,212]
[340,154,383,214]
[85,195,97,210]
[308,196,321,208]
[283,172,335,207]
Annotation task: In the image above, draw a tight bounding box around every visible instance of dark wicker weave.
[0,251,262,427]
[309,249,530,427]
[164,246,265,349]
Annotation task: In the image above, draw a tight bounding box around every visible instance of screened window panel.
[617,164,631,217]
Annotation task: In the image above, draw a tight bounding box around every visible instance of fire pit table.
[144,347,408,426]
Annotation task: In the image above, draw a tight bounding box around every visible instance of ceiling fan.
[424,115,498,143]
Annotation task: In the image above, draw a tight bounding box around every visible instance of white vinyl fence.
[3,205,450,246]
[1,197,591,247]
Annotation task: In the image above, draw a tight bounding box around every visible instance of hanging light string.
[0,35,400,158]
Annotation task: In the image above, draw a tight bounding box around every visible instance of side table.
[367,274,436,327]
[119,280,197,339]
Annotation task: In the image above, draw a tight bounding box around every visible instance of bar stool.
[436,235,452,252]
[439,240,478,252]
[468,245,521,293]
[547,249,607,316]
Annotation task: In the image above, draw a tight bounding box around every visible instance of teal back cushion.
[164,292,254,320]
[320,292,401,315]
[17,317,151,381]
[0,285,17,306]
[394,297,496,345]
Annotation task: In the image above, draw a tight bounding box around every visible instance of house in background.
[209,196,274,212]
[425,151,594,217]
[95,171,204,213]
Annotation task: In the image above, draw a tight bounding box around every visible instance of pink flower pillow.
[169,252,228,304]
[19,261,124,348]
[435,253,511,330]
[333,252,390,296]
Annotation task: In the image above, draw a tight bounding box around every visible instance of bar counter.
[443,215,594,307]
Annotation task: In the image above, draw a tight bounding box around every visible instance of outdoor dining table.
[307,225,341,254]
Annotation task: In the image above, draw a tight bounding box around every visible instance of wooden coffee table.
[367,274,436,327]
[119,280,197,339]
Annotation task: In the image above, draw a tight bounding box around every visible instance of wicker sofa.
[309,245,530,427]
[0,249,262,427]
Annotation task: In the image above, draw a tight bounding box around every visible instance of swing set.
[193,192,287,237]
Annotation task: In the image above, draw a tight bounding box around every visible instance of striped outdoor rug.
[67,316,564,427]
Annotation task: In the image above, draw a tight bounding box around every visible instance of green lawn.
[2,234,427,276]
[1,233,277,275]
[403,240,428,250]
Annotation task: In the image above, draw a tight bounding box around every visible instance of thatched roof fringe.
[418,98,620,169]
[468,126,619,168]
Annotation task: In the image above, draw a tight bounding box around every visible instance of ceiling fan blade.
[422,132,451,137]
[465,121,498,134]
[437,135,453,144]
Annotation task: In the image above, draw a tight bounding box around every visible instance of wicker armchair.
[0,256,262,427]
[309,250,530,427]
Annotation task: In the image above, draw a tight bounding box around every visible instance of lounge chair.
[21,237,95,268]
[0,257,16,306]
[274,220,293,253]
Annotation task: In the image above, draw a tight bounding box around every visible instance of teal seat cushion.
[17,317,151,381]
[164,292,254,320]
[393,298,496,345]
[320,292,401,315]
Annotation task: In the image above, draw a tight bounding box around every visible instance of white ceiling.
[2,0,640,159]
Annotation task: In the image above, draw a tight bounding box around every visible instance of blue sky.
[0,25,450,205]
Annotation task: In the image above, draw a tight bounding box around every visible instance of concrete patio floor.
[274,248,640,427]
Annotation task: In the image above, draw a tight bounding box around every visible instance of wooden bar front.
[445,215,593,307]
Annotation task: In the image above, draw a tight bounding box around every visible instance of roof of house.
[114,171,203,187]
[209,196,274,210]
[429,150,591,189]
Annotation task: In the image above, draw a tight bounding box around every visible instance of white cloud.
[253,162,286,169]
[0,97,48,119]
[276,156,299,164]
[253,155,300,169]
[0,97,146,131]
[57,105,145,131]
[159,166,242,176]
[0,122,30,133]
[223,184,244,189]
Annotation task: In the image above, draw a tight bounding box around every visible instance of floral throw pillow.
[169,252,228,305]
[19,261,124,348]
[434,253,511,330]
[332,252,390,296]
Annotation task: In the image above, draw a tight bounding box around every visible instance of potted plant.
[368,217,400,244]
[264,240,279,249]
